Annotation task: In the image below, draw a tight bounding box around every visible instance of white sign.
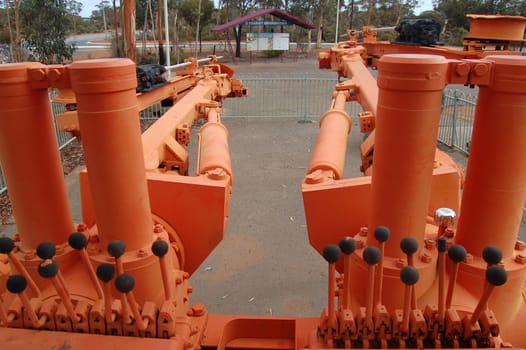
[246,32,290,51]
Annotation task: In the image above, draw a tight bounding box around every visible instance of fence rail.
[0,78,477,195]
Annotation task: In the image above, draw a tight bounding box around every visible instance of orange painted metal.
[455,56,526,258]
[1,12,526,350]
[465,14,526,42]
[0,63,74,252]
[69,59,154,252]
[306,91,352,181]
[368,54,449,258]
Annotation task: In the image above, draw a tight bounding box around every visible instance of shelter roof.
[212,8,315,31]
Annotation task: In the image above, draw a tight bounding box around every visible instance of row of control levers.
[319,226,507,349]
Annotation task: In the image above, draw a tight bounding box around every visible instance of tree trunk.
[234,25,242,58]
[316,14,323,49]
[6,0,14,61]
[14,0,21,62]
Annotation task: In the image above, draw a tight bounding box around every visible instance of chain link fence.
[0,79,477,194]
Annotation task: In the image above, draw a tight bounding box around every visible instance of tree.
[19,0,76,63]
[179,0,214,53]
[219,0,257,57]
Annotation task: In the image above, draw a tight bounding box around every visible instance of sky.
[80,0,434,18]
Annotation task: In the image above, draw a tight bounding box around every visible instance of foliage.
[18,0,76,63]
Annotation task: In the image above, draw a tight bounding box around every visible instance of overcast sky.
[80,0,434,19]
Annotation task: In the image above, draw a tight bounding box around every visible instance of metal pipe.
[455,55,526,258]
[367,54,449,258]
[306,91,352,180]
[0,63,74,251]
[166,56,224,71]
[69,59,153,251]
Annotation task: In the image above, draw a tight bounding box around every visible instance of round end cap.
[363,246,382,265]
[339,237,356,255]
[486,265,507,286]
[36,242,56,259]
[0,237,15,254]
[96,263,116,282]
[38,260,59,279]
[68,232,88,250]
[400,237,419,256]
[115,273,135,293]
[152,240,169,257]
[374,226,390,243]
[322,244,341,264]
[448,244,467,263]
[108,240,126,258]
[6,275,27,294]
[400,266,419,285]
[482,246,502,265]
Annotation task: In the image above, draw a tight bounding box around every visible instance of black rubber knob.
[69,232,88,250]
[152,240,169,257]
[36,242,56,260]
[363,246,381,266]
[115,273,135,293]
[400,266,419,285]
[447,244,467,263]
[400,237,418,256]
[485,265,507,286]
[339,237,356,255]
[374,226,390,243]
[96,263,116,283]
[38,260,59,279]
[0,236,15,254]
[6,275,27,294]
[322,244,341,264]
[482,246,502,265]
[108,240,126,258]
[437,237,447,253]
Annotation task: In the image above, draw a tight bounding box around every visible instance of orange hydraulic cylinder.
[455,55,526,258]
[197,109,232,179]
[0,63,74,251]
[367,55,449,257]
[69,59,153,251]
[307,92,352,180]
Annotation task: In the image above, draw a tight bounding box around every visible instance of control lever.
[37,259,80,323]
[6,275,45,328]
[400,237,418,309]
[152,240,172,301]
[400,266,419,334]
[363,246,381,330]
[464,266,507,339]
[96,263,116,323]
[0,237,40,297]
[69,232,104,299]
[338,237,356,310]
[115,274,148,331]
[107,240,130,323]
[36,242,69,298]
[445,245,467,310]
[322,244,341,336]
[373,226,390,306]
[437,237,447,321]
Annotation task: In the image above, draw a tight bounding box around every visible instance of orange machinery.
[0,13,526,350]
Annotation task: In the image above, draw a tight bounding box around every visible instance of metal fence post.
[451,90,458,148]
[301,73,309,123]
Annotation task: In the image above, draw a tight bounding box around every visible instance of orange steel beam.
[0,63,74,252]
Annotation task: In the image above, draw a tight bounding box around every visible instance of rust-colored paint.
[0,63,74,251]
